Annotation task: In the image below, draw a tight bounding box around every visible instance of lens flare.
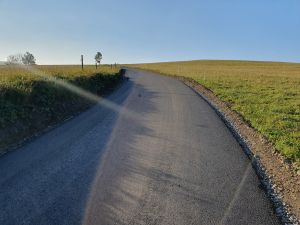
[17,64,139,119]
[218,162,253,225]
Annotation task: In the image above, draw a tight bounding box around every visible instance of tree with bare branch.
[95,52,102,69]
[7,54,23,64]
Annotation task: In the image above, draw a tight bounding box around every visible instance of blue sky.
[0,0,300,64]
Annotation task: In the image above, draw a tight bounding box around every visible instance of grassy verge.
[126,60,300,161]
[0,65,122,152]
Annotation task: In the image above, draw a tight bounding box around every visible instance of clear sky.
[0,0,300,64]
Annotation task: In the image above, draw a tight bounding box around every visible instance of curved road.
[0,69,279,225]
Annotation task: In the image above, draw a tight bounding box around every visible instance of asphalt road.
[0,69,279,225]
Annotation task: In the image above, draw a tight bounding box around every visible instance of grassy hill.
[127,60,300,161]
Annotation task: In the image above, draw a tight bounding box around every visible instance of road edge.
[176,76,300,225]
[126,68,300,225]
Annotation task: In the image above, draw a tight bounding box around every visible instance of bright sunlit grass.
[0,65,119,87]
[127,60,300,161]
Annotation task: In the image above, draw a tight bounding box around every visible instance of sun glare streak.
[17,64,139,120]
[218,162,253,225]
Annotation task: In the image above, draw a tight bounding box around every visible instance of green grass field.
[0,65,121,151]
[127,60,300,161]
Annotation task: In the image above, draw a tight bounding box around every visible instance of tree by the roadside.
[95,52,102,69]
[7,54,23,64]
[22,52,36,65]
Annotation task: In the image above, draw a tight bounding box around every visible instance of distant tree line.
[5,51,108,67]
[7,52,36,65]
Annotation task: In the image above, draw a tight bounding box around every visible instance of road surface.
[0,69,279,225]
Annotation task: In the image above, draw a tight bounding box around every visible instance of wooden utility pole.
[81,55,84,70]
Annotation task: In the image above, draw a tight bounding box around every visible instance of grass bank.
[127,60,300,161]
[0,65,122,153]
